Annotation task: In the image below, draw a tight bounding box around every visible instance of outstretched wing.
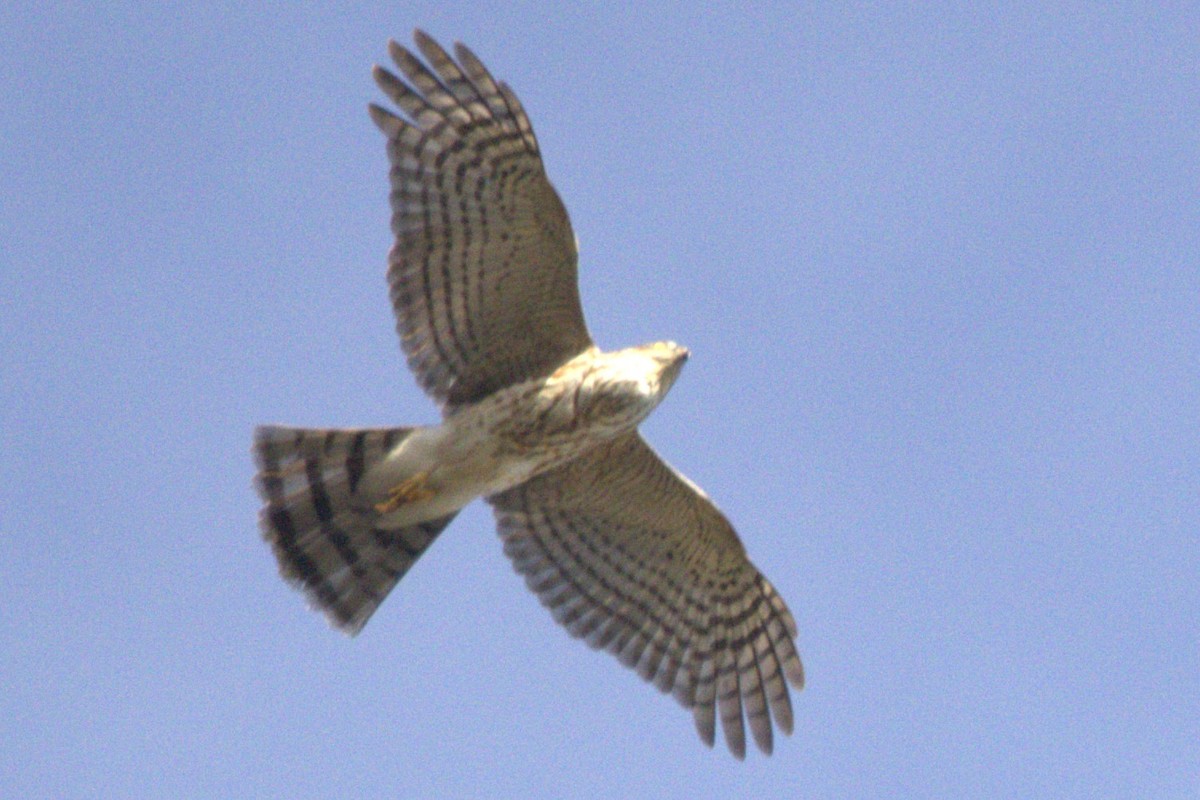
[488,433,805,759]
[369,31,592,410]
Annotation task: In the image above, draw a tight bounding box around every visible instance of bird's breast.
[443,362,652,495]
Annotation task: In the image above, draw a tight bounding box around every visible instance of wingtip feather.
[367,102,402,135]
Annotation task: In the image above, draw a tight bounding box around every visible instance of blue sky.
[3,3,1197,797]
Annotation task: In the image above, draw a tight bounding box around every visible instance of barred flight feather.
[368,31,591,410]
[490,433,804,758]
[254,425,456,635]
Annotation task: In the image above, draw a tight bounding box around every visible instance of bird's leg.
[374,471,435,513]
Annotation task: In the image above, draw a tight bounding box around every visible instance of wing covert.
[369,31,592,410]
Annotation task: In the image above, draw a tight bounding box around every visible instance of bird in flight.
[254,29,804,758]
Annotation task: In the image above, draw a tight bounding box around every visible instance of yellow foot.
[374,471,436,514]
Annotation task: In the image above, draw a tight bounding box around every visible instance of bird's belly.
[365,373,641,527]
[363,419,605,529]
[461,377,636,491]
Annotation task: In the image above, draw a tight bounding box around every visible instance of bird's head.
[605,341,689,404]
[641,340,690,397]
[572,341,689,433]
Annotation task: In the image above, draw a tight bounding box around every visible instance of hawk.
[254,30,804,758]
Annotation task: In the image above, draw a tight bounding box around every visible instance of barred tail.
[253,425,457,634]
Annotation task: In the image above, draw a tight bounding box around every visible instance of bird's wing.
[369,31,592,410]
[488,433,805,758]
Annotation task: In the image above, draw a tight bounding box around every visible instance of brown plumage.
[254,29,803,758]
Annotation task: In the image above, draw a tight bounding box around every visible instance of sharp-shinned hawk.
[254,29,804,758]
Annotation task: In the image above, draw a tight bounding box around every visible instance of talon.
[374,471,435,513]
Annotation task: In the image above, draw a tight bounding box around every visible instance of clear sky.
[3,3,1197,798]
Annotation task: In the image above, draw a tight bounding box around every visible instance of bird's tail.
[253,425,457,634]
